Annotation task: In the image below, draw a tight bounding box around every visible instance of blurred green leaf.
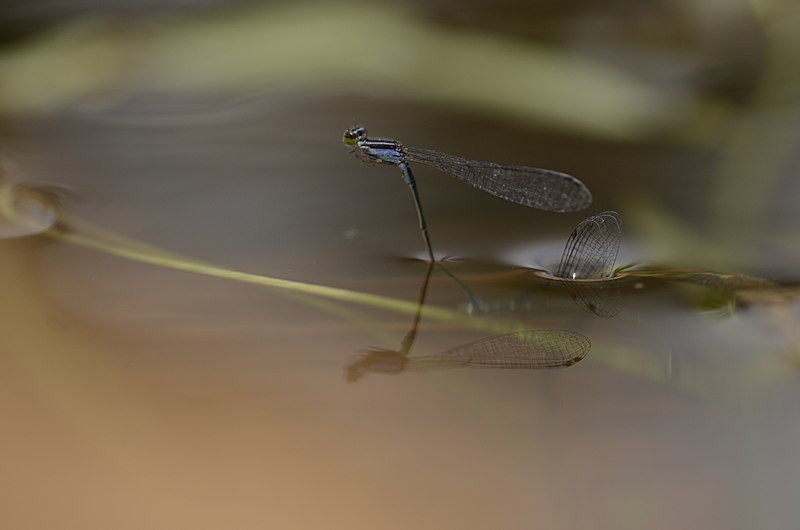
[0,3,693,139]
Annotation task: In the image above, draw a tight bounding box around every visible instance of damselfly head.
[342,126,366,146]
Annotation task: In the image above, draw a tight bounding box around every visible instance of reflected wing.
[562,280,622,319]
[405,146,592,213]
[415,330,590,370]
[556,211,621,279]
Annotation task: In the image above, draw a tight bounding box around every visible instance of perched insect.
[343,126,592,261]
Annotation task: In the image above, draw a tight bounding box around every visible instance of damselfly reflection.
[347,330,590,382]
[346,261,590,382]
[343,126,592,261]
[551,211,624,318]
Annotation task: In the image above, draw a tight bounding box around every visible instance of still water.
[1,2,800,529]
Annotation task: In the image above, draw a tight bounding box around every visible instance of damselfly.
[343,126,593,261]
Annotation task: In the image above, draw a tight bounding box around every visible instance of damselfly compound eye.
[342,126,365,146]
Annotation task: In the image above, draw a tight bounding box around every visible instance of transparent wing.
[554,211,623,318]
[413,330,590,370]
[556,211,622,279]
[404,146,592,213]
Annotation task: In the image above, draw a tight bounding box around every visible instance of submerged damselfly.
[343,126,592,261]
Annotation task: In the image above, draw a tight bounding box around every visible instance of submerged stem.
[46,216,527,335]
